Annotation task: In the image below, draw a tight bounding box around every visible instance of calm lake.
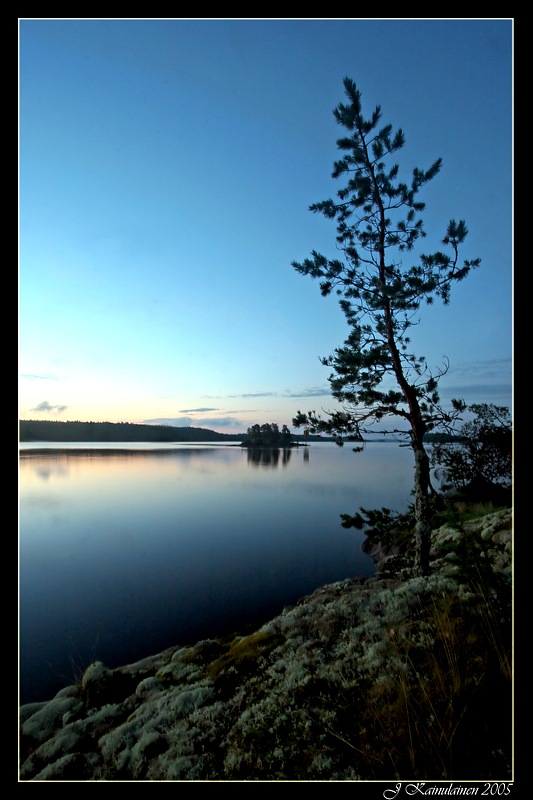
[19,440,416,705]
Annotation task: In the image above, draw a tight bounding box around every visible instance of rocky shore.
[19,508,512,782]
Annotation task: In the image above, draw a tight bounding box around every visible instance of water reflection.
[246,446,294,467]
[19,442,415,705]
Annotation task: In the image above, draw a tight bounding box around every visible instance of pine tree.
[292,77,481,575]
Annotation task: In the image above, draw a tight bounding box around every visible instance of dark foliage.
[431,404,512,492]
[19,419,244,443]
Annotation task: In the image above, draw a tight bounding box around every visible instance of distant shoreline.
[18,419,327,444]
[19,419,453,447]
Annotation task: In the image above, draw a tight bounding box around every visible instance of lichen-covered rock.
[21,696,83,747]
[30,751,102,781]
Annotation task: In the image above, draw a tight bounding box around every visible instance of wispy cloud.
[30,400,68,413]
[282,387,332,399]
[227,392,277,399]
[208,386,332,400]
[143,417,195,427]
[143,416,246,430]
[178,407,219,413]
[199,417,246,429]
[438,357,512,406]
[20,373,60,381]
[446,357,512,380]
[225,409,261,414]
[438,384,513,405]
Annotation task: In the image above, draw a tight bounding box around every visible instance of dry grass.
[325,586,512,779]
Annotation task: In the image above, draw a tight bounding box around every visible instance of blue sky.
[19,18,513,434]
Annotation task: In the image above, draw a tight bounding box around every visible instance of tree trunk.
[413,443,432,575]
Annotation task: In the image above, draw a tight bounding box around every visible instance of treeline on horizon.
[19,419,245,443]
[19,419,457,445]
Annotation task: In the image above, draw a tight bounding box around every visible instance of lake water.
[19,440,416,705]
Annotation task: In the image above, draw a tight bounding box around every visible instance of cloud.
[178,407,219,413]
[31,401,68,413]
[437,357,512,406]
[143,416,246,430]
[20,373,59,381]
[211,386,332,400]
[143,417,195,427]
[438,384,513,405]
[227,392,277,399]
[282,387,332,399]
[446,357,512,380]
[226,409,261,414]
[199,417,246,429]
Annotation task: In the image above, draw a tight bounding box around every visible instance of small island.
[239,422,307,449]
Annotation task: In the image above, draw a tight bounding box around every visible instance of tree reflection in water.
[246,447,293,467]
